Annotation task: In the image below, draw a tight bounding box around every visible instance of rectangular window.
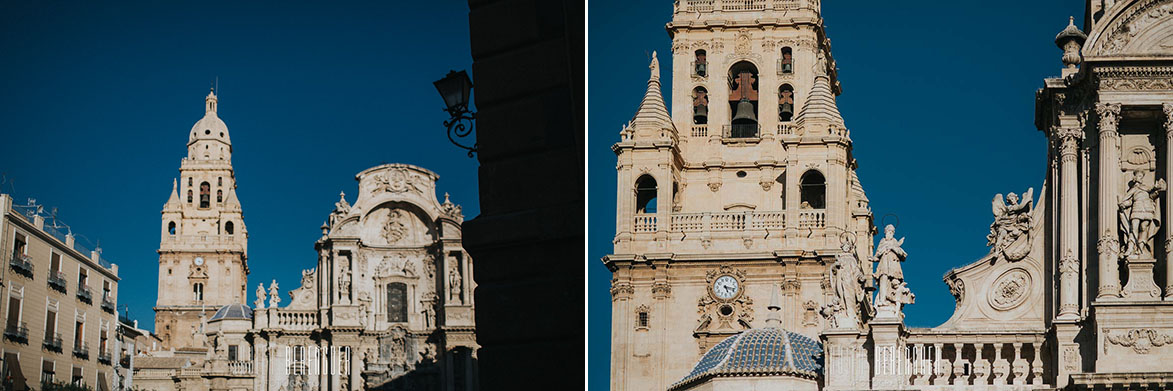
[12,232,26,259]
[74,320,84,349]
[99,327,108,355]
[638,311,649,328]
[386,283,407,323]
[71,366,82,386]
[193,283,204,301]
[45,308,57,339]
[228,345,238,361]
[102,280,110,300]
[6,296,21,330]
[41,359,53,383]
[78,268,88,287]
[50,252,61,273]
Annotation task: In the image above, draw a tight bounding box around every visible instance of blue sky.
[0,1,476,332]
[587,0,1084,388]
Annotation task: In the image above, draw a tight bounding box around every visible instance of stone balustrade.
[691,124,708,138]
[228,360,254,375]
[777,123,794,135]
[680,0,808,12]
[798,211,825,228]
[274,309,319,331]
[634,214,658,233]
[631,211,790,233]
[893,332,1049,389]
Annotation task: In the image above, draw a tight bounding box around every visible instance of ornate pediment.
[1086,0,1173,57]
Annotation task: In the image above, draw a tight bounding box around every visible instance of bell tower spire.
[205,88,218,115]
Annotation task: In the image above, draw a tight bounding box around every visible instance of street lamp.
[434,70,477,157]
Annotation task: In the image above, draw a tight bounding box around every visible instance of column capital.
[1096,102,1122,135]
[1163,102,1173,133]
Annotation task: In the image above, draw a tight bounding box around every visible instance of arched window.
[780,47,793,74]
[386,282,407,322]
[217,177,222,186]
[187,190,193,203]
[779,84,795,122]
[694,49,707,77]
[188,177,192,187]
[692,87,709,125]
[728,61,759,138]
[225,221,234,235]
[199,182,210,209]
[800,170,826,209]
[193,283,204,301]
[168,222,176,235]
[217,190,223,203]
[635,175,658,214]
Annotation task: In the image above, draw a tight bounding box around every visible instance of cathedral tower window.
[217,190,223,203]
[693,50,707,77]
[199,182,210,209]
[168,222,176,235]
[635,175,658,213]
[728,61,759,138]
[780,47,793,74]
[692,87,709,125]
[637,310,649,328]
[779,84,795,122]
[188,177,192,186]
[217,177,222,186]
[192,283,204,302]
[187,190,193,204]
[225,222,234,235]
[800,170,826,209]
[386,282,407,323]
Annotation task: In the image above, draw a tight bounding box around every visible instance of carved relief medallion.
[383,210,409,244]
[1106,329,1173,354]
[988,268,1031,311]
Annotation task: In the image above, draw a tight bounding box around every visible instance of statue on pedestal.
[254,283,266,309]
[268,280,281,308]
[1119,170,1165,258]
[873,224,912,318]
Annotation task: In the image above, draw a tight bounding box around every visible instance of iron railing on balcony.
[76,284,92,304]
[73,344,89,360]
[97,352,111,365]
[722,124,760,140]
[4,322,29,344]
[43,332,63,353]
[48,270,67,293]
[9,254,33,278]
[100,296,115,313]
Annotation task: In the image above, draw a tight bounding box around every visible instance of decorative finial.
[649,51,660,80]
[444,192,451,203]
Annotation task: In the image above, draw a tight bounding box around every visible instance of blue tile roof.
[670,327,823,390]
[210,303,253,321]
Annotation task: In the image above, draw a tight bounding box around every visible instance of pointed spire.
[794,71,844,128]
[223,187,241,212]
[765,284,782,328]
[205,88,218,115]
[164,178,181,210]
[627,51,675,137]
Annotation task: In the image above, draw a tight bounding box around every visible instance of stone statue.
[649,51,659,79]
[329,191,350,227]
[268,280,281,308]
[828,253,869,329]
[449,265,463,304]
[873,224,909,316]
[988,188,1034,262]
[1119,170,1166,258]
[340,266,352,304]
[254,283,266,309]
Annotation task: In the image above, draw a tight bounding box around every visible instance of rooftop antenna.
[215,76,219,96]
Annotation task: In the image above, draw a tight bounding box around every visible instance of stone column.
[1096,102,1122,299]
[1165,103,1173,300]
[1057,126,1083,318]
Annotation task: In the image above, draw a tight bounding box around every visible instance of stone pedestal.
[870,318,907,390]
[331,305,361,327]
[1053,320,1082,389]
[1092,301,1173,373]
[1121,256,1162,300]
[820,328,869,391]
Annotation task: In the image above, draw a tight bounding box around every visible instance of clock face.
[712,275,739,299]
[194,257,204,266]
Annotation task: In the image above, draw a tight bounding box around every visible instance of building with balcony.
[0,193,121,391]
[607,1,1173,390]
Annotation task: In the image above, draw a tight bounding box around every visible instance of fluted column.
[1165,103,1173,300]
[1097,102,1123,299]
[1057,126,1083,318]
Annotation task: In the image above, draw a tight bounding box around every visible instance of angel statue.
[873,224,908,315]
[988,188,1034,262]
[1119,170,1166,258]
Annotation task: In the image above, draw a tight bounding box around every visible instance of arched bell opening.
[693,86,709,125]
[635,175,658,213]
[694,49,708,77]
[800,170,826,209]
[779,47,793,74]
[728,61,759,138]
[779,84,795,122]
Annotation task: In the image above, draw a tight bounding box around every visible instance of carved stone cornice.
[1096,102,1122,137]
[1094,66,1173,91]
[651,280,672,299]
[610,279,634,300]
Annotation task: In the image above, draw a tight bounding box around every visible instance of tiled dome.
[210,303,253,321]
[670,327,823,390]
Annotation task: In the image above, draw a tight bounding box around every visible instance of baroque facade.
[135,93,476,391]
[607,1,1173,390]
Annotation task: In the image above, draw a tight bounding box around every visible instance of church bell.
[693,104,708,124]
[779,102,793,121]
[731,98,757,123]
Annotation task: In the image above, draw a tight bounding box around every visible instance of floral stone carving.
[988,268,1031,311]
[1106,329,1173,354]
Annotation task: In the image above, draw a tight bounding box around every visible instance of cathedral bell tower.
[607,2,875,390]
[155,89,249,350]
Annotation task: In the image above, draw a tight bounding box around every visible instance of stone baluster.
[1030,341,1044,385]
[993,342,1010,384]
[1165,103,1173,300]
[911,343,927,385]
[932,342,949,386]
[1096,102,1123,298]
[951,343,967,385]
[973,342,989,385]
[1012,342,1027,385]
[1056,125,1083,319]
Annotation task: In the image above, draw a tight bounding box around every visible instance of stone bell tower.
[607,1,875,390]
[155,89,250,350]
